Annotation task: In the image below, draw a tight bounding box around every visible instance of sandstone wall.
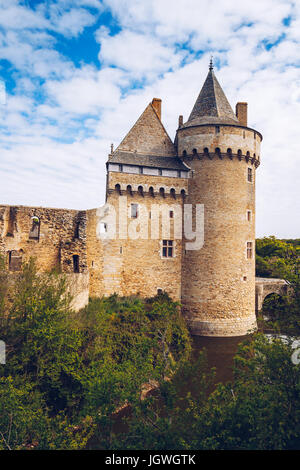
[0,205,90,311]
[86,170,188,301]
[178,125,259,336]
[178,125,261,161]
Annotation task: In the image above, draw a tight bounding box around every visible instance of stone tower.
[178,61,262,336]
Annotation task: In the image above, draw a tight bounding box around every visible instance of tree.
[0,259,191,449]
[111,334,300,450]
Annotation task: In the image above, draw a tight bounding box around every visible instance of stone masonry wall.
[178,125,261,161]
[0,205,88,273]
[85,170,189,301]
[0,205,89,311]
[178,125,259,336]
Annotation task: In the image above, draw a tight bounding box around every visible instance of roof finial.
[209,55,213,71]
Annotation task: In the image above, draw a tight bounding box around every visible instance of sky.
[0,0,299,238]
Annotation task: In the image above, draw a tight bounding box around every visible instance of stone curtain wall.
[0,205,88,276]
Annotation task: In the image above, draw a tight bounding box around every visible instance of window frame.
[247,167,253,183]
[162,240,174,258]
[246,241,253,259]
[130,203,139,219]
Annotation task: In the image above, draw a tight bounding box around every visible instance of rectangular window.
[131,204,138,218]
[247,211,251,221]
[215,125,220,134]
[247,167,253,182]
[247,242,253,259]
[73,255,80,273]
[8,251,22,272]
[170,210,174,218]
[162,240,174,258]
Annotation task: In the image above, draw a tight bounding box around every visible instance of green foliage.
[0,257,191,449]
[0,377,94,450]
[256,236,299,282]
[256,236,300,334]
[112,334,300,450]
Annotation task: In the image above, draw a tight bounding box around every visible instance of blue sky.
[0,0,299,238]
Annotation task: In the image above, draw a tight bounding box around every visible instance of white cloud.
[0,0,299,238]
[45,66,123,114]
[96,28,184,78]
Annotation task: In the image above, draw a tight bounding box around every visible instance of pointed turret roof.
[114,100,176,157]
[184,61,239,127]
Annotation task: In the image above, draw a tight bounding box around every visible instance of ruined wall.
[86,208,105,298]
[0,205,89,311]
[0,205,88,273]
[65,273,90,311]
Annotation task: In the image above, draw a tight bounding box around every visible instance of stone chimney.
[236,102,248,127]
[152,98,162,120]
[178,115,183,127]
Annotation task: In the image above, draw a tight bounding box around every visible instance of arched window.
[29,216,40,241]
[127,185,132,195]
[204,147,209,154]
[115,183,121,194]
[181,189,186,198]
[182,150,187,157]
[149,186,154,197]
[192,148,197,155]
[227,148,232,155]
[170,188,176,199]
[159,187,165,198]
[237,149,242,156]
[138,185,144,196]
[215,147,221,155]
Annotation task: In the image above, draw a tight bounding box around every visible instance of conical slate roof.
[184,65,239,127]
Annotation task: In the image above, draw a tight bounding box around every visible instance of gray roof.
[183,68,239,128]
[108,151,189,171]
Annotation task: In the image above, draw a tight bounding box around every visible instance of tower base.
[187,316,257,337]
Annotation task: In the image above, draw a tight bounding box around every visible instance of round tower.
[178,61,262,336]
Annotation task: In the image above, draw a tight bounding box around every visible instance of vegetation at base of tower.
[111,334,300,450]
[0,253,299,450]
[0,257,190,450]
[255,236,300,335]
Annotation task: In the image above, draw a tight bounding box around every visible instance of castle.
[0,62,263,337]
